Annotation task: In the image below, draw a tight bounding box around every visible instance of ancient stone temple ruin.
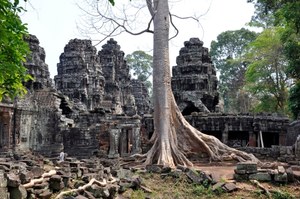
[0,35,299,162]
[54,39,104,110]
[170,38,290,149]
[0,35,151,159]
[172,38,219,114]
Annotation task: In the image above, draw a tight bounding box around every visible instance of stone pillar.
[248,131,256,147]
[222,123,228,144]
[131,127,141,154]
[108,128,120,158]
[279,132,286,146]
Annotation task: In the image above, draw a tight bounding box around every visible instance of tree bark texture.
[143,0,259,168]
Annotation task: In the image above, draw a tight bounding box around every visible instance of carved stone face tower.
[171,38,219,115]
[54,39,104,110]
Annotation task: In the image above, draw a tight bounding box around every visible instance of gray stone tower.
[54,39,105,110]
[24,34,53,90]
[99,38,136,116]
[171,38,219,115]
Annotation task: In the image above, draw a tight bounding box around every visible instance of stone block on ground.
[6,173,21,187]
[274,173,288,183]
[233,174,248,181]
[249,172,271,182]
[236,162,257,174]
[223,182,237,192]
[8,185,27,199]
[145,165,163,173]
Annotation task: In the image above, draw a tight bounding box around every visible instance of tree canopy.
[0,0,31,101]
[248,0,300,118]
[210,28,258,113]
[244,27,289,114]
[125,50,153,94]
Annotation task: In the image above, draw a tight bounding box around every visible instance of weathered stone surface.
[8,185,27,199]
[145,165,163,173]
[31,166,44,178]
[24,34,53,90]
[55,38,105,111]
[236,162,257,174]
[38,189,52,199]
[249,172,272,182]
[274,173,288,183]
[130,79,151,116]
[172,38,219,114]
[6,173,21,188]
[186,168,212,185]
[223,182,238,192]
[99,38,137,116]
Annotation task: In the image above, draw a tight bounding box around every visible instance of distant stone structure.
[172,38,219,115]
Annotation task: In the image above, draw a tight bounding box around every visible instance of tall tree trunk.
[143,0,259,168]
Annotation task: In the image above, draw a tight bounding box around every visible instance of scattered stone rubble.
[0,151,241,199]
[234,162,300,183]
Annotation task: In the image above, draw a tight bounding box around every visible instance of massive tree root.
[139,93,260,168]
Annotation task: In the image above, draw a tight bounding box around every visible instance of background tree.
[248,0,300,118]
[125,50,153,95]
[84,0,259,167]
[0,0,31,101]
[244,27,290,114]
[210,28,258,113]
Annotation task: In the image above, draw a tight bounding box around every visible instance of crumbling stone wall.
[171,38,219,114]
[12,35,74,155]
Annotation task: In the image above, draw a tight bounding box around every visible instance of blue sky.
[21,0,256,78]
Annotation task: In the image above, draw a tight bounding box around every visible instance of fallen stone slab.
[223,182,237,192]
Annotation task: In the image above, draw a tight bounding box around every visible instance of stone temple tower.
[54,39,105,110]
[99,38,136,116]
[171,38,219,115]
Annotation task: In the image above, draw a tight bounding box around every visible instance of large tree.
[125,50,153,94]
[244,27,290,114]
[0,0,31,101]
[248,0,300,118]
[210,28,258,113]
[86,0,259,167]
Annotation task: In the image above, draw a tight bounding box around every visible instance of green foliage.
[210,28,258,113]
[0,0,31,101]
[125,50,153,94]
[248,0,300,119]
[289,81,300,119]
[244,27,290,114]
[272,190,295,199]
